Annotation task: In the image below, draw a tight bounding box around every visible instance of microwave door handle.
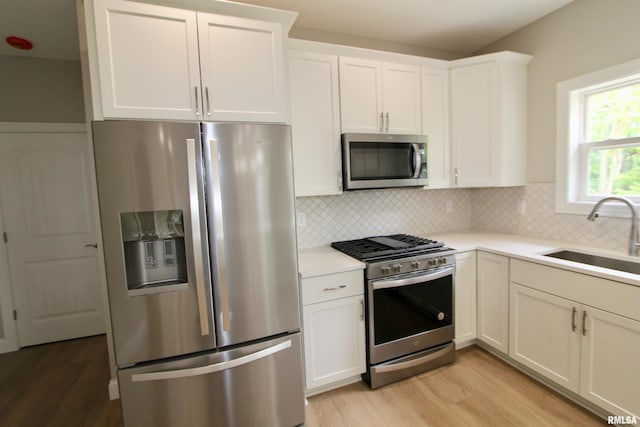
[412,143,422,179]
[372,266,454,290]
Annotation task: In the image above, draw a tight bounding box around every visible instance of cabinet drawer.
[301,270,363,305]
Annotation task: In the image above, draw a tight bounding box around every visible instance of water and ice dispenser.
[121,210,188,295]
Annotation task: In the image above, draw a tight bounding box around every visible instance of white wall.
[474,0,640,183]
[0,55,85,123]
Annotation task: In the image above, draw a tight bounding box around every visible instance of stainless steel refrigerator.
[92,121,305,427]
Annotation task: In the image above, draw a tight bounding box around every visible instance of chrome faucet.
[587,196,640,256]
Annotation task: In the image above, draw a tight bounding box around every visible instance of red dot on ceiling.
[6,36,33,50]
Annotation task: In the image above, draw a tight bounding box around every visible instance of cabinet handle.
[323,284,347,292]
[338,171,343,191]
[379,112,384,131]
[194,87,200,116]
[582,310,588,336]
[205,87,211,117]
[360,299,364,321]
[454,168,459,186]
[385,112,389,132]
[571,307,577,332]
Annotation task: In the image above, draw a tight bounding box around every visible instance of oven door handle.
[372,266,454,290]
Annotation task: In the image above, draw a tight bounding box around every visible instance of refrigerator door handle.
[186,138,210,336]
[209,138,232,331]
[130,340,292,382]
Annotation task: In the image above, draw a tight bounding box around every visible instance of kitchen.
[0,0,639,425]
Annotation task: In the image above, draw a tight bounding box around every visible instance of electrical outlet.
[445,200,453,213]
[297,212,306,227]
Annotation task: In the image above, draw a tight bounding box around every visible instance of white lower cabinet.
[300,270,365,394]
[509,283,580,392]
[454,251,476,346]
[510,260,640,418]
[580,306,640,418]
[476,251,509,353]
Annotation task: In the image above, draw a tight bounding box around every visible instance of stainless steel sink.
[544,250,640,274]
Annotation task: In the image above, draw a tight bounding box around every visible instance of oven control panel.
[367,252,456,280]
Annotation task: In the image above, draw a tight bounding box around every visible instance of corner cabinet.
[510,259,640,419]
[289,51,342,197]
[450,52,531,187]
[300,269,365,395]
[88,0,289,122]
[476,251,509,354]
[339,57,421,134]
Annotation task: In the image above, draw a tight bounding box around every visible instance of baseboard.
[108,378,120,400]
[304,374,363,397]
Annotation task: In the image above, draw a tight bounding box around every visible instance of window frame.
[556,57,640,217]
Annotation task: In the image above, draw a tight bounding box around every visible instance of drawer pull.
[323,285,347,292]
[571,307,577,332]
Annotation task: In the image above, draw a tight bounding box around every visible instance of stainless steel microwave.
[341,133,427,190]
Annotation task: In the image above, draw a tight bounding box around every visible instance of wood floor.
[0,336,605,426]
[306,347,605,427]
[0,334,122,427]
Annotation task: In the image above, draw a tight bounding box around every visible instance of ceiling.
[0,0,573,61]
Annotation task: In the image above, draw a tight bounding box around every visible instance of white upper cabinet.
[198,13,287,122]
[421,66,450,188]
[450,53,531,187]
[339,57,421,134]
[92,0,201,120]
[289,51,342,197]
[88,0,290,122]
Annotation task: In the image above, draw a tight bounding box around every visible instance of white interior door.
[0,124,105,347]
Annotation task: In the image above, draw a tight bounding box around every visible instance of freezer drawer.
[118,333,305,427]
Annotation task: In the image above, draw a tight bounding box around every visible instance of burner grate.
[331,234,445,261]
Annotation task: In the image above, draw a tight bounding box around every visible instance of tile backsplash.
[471,183,632,253]
[296,183,633,253]
[295,188,472,248]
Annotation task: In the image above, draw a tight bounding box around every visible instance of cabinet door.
[509,284,580,392]
[454,251,476,346]
[339,57,383,133]
[476,251,509,353]
[198,13,287,122]
[93,0,201,120]
[450,62,497,187]
[382,63,421,134]
[422,66,450,188]
[580,306,640,418]
[289,51,342,196]
[303,295,365,391]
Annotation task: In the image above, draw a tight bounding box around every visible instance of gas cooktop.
[331,234,449,262]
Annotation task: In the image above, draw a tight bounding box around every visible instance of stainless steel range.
[332,234,456,389]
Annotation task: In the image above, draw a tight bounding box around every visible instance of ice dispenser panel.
[121,210,188,296]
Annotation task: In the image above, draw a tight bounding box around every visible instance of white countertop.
[432,231,640,287]
[298,231,640,287]
[298,246,365,279]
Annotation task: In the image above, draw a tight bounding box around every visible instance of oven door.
[367,265,454,365]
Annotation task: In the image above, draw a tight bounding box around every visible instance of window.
[557,58,640,216]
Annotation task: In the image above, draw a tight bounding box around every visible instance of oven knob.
[411,260,420,269]
[428,258,437,266]
[393,263,402,273]
[438,257,446,265]
[381,265,391,274]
